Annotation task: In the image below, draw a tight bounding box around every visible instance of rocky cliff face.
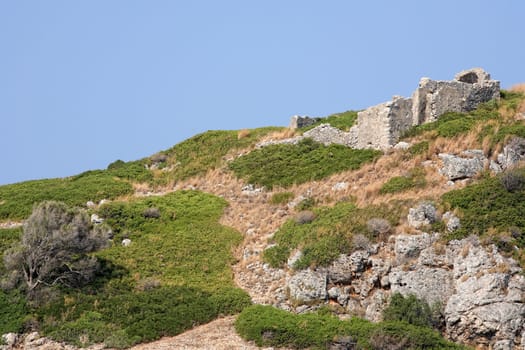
[278,230,525,349]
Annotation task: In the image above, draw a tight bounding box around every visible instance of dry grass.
[257,128,297,143]
[237,129,251,139]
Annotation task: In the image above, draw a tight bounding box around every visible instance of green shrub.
[264,202,403,268]
[383,293,433,328]
[25,190,252,347]
[408,141,429,156]
[154,127,281,185]
[0,290,27,334]
[106,159,153,183]
[263,245,291,268]
[380,168,426,194]
[380,176,414,194]
[442,169,525,245]
[0,173,133,220]
[235,305,466,349]
[230,138,381,189]
[269,192,294,205]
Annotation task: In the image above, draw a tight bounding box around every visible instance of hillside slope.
[1,71,525,349]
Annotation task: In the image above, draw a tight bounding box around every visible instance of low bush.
[294,210,315,224]
[0,173,133,220]
[1,191,251,347]
[269,192,294,205]
[408,141,429,156]
[380,168,426,194]
[154,127,281,185]
[0,289,27,334]
[383,293,433,328]
[500,168,525,192]
[264,202,403,269]
[230,138,381,189]
[235,305,466,349]
[442,169,525,251]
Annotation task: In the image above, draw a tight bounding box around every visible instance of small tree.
[2,201,109,293]
[383,293,433,328]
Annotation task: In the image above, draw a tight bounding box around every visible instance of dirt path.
[129,316,287,350]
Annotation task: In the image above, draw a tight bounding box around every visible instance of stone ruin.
[289,68,500,151]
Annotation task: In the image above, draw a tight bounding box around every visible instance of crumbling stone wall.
[350,68,500,150]
[412,68,500,125]
[283,68,500,151]
[352,96,412,150]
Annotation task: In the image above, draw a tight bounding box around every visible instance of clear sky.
[1,1,524,185]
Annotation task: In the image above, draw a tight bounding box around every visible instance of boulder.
[1,333,17,348]
[442,211,461,232]
[438,150,486,180]
[90,213,104,224]
[389,267,454,305]
[497,137,525,170]
[287,269,327,302]
[407,203,437,229]
[302,124,355,146]
[327,251,370,284]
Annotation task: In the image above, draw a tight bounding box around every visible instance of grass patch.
[1,191,251,347]
[380,168,427,194]
[235,304,466,349]
[263,201,403,269]
[408,140,429,156]
[230,138,381,189]
[301,110,358,132]
[269,192,295,205]
[0,173,133,220]
[153,127,282,185]
[441,168,525,260]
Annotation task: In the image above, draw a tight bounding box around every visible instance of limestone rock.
[442,211,461,232]
[439,150,486,180]
[287,269,327,302]
[302,124,355,146]
[1,333,17,348]
[444,237,525,348]
[389,267,454,305]
[90,214,104,224]
[327,251,369,284]
[331,182,348,191]
[407,203,437,229]
[497,137,525,170]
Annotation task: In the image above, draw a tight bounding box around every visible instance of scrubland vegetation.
[0,87,524,349]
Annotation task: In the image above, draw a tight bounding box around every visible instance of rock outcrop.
[438,150,487,180]
[281,233,525,349]
[497,137,525,170]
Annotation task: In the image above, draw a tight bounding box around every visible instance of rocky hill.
[1,68,525,349]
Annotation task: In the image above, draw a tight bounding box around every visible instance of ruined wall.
[412,68,500,125]
[352,68,500,150]
[352,96,412,150]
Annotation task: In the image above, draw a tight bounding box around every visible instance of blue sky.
[1,1,524,185]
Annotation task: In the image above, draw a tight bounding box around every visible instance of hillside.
[1,69,525,349]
